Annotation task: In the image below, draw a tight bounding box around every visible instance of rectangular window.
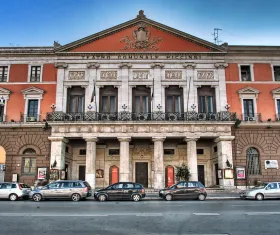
[30,66,41,82]
[22,158,36,174]
[101,96,117,113]
[274,66,280,81]
[197,86,216,113]
[109,149,120,155]
[0,105,4,122]
[277,100,280,116]
[243,99,255,119]
[0,66,8,82]
[240,65,251,81]
[166,96,182,113]
[197,149,204,155]
[27,99,39,121]
[164,149,175,155]
[79,149,86,155]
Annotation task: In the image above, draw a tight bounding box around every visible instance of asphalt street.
[0,199,280,235]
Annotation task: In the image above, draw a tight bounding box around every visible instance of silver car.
[29,180,92,202]
[0,182,31,201]
[240,182,280,200]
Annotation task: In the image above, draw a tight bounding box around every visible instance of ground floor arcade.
[48,122,235,189]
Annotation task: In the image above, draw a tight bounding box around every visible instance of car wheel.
[98,194,107,202]
[32,193,42,202]
[71,193,81,202]
[9,194,18,201]
[132,194,141,202]
[198,194,206,201]
[165,194,173,201]
[256,193,264,201]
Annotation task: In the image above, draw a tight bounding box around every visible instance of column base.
[86,173,96,189]
[153,173,164,190]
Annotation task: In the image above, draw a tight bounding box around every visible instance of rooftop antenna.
[212,28,222,45]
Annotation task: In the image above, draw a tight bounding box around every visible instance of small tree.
[175,163,191,182]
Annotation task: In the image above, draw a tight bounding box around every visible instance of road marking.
[247,212,280,215]
[136,213,163,216]
[231,204,280,207]
[193,213,220,216]
[0,213,109,217]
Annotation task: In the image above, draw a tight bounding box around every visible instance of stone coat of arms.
[120,23,163,51]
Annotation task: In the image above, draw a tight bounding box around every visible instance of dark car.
[159,181,207,201]
[94,182,146,202]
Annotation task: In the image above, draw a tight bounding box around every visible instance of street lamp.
[0,96,5,106]
[225,103,231,111]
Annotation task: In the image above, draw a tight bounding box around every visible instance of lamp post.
[157,104,162,111]
[122,104,127,111]
[225,103,231,111]
[191,104,196,111]
[0,96,5,106]
[50,103,56,112]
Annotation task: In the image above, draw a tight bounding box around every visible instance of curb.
[87,197,240,201]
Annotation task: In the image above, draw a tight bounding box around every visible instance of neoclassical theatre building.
[1,11,279,189]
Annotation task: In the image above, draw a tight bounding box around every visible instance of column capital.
[214,136,235,143]
[152,137,166,142]
[118,137,131,142]
[214,63,228,69]
[87,62,100,69]
[48,136,68,144]
[182,63,196,69]
[184,137,199,142]
[150,62,164,69]
[54,62,68,69]
[84,137,98,142]
[119,62,132,69]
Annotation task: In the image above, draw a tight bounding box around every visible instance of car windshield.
[168,184,177,189]
[253,183,268,189]
[20,184,30,188]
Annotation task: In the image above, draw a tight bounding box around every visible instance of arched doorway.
[0,146,6,182]
[165,165,174,187]
[109,165,119,185]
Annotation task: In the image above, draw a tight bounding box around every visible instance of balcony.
[241,113,262,122]
[46,111,237,122]
[20,114,42,122]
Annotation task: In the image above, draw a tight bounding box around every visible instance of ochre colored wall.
[9,64,28,82]
[0,146,5,164]
[43,64,57,81]
[254,64,272,81]
[71,25,212,52]
[1,84,56,121]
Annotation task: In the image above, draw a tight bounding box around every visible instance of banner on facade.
[37,167,47,180]
[235,166,246,179]
[265,160,278,169]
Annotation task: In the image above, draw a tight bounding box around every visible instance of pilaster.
[55,63,68,111]
[118,137,131,181]
[151,63,164,112]
[152,137,165,189]
[185,137,198,181]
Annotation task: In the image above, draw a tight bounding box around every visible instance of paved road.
[0,199,280,235]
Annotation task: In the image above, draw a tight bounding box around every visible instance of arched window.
[22,148,36,175]
[246,147,261,175]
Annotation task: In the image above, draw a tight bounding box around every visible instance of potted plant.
[175,163,191,182]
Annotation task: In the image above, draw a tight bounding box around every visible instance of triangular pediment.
[56,11,225,53]
[238,87,260,94]
[21,86,44,95]
[271,87,280,94]
[0,87,11,95]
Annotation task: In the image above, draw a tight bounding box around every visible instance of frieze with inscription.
[100,71,118,79]
[68,71,85,80]
[165,70,182,79]
[197,71,214,80]
[133,71,149,79]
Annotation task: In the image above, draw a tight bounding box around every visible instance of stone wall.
[232,127,280,186]
[0,127,51,186]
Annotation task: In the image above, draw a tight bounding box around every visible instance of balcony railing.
[20,114,42,122]
[241,113,262,122]
[46,111,237,122]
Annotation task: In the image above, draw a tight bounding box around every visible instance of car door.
[0,183,12,199]
[43,182,61,198]
[122,183,134,200]
[0,183,5,198]
[59,182,73,198]
[264,183,279,198]
[186,182,200,199]
[172,182,186,199]
[107,183,124,200]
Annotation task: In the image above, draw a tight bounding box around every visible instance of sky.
[1,0,280,47]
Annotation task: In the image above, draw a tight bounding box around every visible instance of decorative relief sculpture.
[197,71,214,80]
[100,71,118,79]
[133,71,149,79]
[133,145,150,158]
[68,71,85,80]
[120,23,163,51]
[165,70,182,79]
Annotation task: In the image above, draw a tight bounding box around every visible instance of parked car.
[94,182,146,202]
[0,182,31,201]
[29,180,92,202]
[159,181,207,201]
[239,182,280,200]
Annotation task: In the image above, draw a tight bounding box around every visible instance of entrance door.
[135,162,148,187]
[165,166,174,187]
[197,165,205,186]
[110,166,119,185]
[78,165,85,181]
[215,163,219,185]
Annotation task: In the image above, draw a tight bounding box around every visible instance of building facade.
[2,10,279,189]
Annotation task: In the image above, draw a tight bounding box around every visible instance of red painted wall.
[9,64,28,82]
[254,64,272,81]
[43,64,57,81]
[71,25,212,52]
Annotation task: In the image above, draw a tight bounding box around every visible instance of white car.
[0,182,31,201]
[239,182,280,200]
